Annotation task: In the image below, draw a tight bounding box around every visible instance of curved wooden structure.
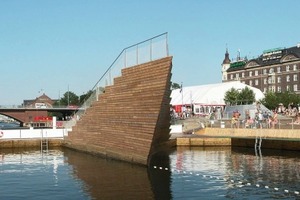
[64,56,173,166]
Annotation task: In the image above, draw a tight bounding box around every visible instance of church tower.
[221,48,231,82]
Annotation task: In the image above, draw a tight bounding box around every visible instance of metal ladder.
[255,130,262,157]
[41,129,49,153]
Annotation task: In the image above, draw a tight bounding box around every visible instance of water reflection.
[0,148,90,200]
[63,148,172,199]
[231,147,300,188]
[0,147,299,199]
[167,147,300,199]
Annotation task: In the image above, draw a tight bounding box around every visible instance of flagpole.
[190,90,193,115]
[181,82,184,114]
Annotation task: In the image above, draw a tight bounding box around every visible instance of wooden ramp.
[64,56,173,166]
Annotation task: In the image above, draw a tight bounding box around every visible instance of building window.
[271,76,275,83]
[294,84,298,92]
[294,74,298,81]
[249,80,253,86]
[277,86,281,92]
[249,71,252,77]
[263,69,267,75]
[255,79,259,85]
[269,68,274,74]
[236,73,239,79]
[293,64,297,71]
[286,65,290,72]
[255,70,258,76]
[263,88,267,93]
[271,86,275,92]
[277,66,281,73]
[242,72,245,78]
[230,74,233,80]
[287,75,290,82]
[268,77,272,84]
[287,85,290,91]
[264,78,267,85]
[277,76,281,83]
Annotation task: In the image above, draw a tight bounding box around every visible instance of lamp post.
[180,82,184,118]
[67,85,70,107]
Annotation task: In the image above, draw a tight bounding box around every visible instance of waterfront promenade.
[170,116,300,151]
[0,115,300,151]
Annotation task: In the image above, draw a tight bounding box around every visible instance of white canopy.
[170,81,265,106]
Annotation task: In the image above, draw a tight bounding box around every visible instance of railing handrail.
[89,32,168,95]
[63,33,169,128]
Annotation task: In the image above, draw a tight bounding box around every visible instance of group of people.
[231,109,278,129]
[170,106,194,120]
[253,110,278,129]
[277,103,300,125]
[277,103,300,117]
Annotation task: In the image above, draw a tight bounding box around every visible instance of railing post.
[136,45,139,65]
[150,39,152,61]
[96,84,99,101]
[166,33,169,56]
[124,49,127,68]
[109,68,112,85]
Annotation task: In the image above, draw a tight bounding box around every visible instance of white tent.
[171,81,265,107]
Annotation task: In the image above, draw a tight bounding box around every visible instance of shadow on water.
[148,148,176,200]
[63,147,173,200]
[232,146,300,157]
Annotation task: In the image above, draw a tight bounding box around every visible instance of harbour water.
[0,121,20,129]
[0,146,299,199]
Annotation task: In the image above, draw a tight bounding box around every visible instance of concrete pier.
[0,139,63,148]
[1,124,299,152]
[171,127,300,151]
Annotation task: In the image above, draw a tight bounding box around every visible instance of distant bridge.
[0,107,83,126]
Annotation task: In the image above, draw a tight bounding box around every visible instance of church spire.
[222,48,231,64]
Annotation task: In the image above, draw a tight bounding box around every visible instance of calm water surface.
[0,146,299,199]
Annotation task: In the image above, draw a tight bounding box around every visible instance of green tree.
[238,87,256,105]
[261,91,279,110]
[171,82,181,90]
[224,87,255,105]
[261,91,300,110]
[59,91,79,106]
[224,88,239,105]
[79,90,94,104]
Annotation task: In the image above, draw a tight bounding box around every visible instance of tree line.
[53,90,94,107]
[58,82,300,111]
[224,87,300,110]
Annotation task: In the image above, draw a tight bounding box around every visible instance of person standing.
[271,110,278,128]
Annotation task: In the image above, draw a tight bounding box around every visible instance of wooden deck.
[171,126,300,151]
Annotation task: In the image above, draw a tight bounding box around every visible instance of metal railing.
[207,117,300,130]
[66,33,169,128]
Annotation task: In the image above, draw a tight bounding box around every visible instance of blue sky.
[1,0,300,105]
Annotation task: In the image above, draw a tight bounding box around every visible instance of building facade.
[222,44,300,95]
[23,93,55,108]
